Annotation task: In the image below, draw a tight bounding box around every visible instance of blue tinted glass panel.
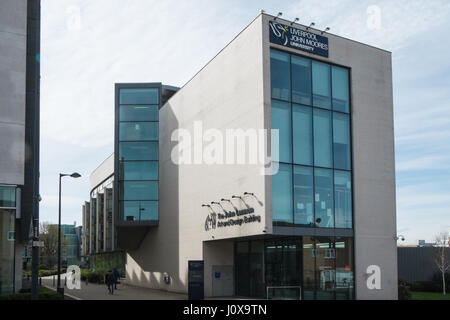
[120,201,158,221]
[334,170,352,229]
[0,186,15,207]
[119,122,158,141]
[119,142,158,161]
[314,168,334,228]
[271,100,292,163]
[270,50,290,101]
[313,109,332,168]
[332,66,349,113]
[272,163,293,224]
[292,56,311,105]
[312,61,331,109]
[119,161,158,181]
[293,166,314,226]
[119,88,159,105]
[119,105,159,121]
[121,181,158,201]
[333,113,351,170]
[293,105,313,165]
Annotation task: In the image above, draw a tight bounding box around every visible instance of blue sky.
[39,0,450,244]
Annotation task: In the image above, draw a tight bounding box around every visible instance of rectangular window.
[333,113,351,170]
[293,105,313,165]
[271,100,292,163]
[119,88,159,105]
[291,56,311,105]
[0,186,15,208]
[270,50,291,101]
[334,171,352,229]
[293,166,314,226]
[120,181,158,201]
[312,61,331,109]
[315,237,336,299]
[272,164,293,224]
[120,201,158,221]
[314,168,334,228]
[119,122,158,141]
[119,161,158,181]
[332,66,350,113]
[119,141,158,161]
[119,105,159,122]
[313,109,332,168]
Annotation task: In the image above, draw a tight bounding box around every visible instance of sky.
[39,0,450,245]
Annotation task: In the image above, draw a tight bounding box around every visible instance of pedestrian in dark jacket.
[105,270,114,294]
[113,268,120,290]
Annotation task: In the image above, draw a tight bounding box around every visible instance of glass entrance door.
[265,238,302,299]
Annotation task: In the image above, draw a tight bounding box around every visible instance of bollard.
[64,276,67,287]
[39,277,42,286]
[53,275,55,287]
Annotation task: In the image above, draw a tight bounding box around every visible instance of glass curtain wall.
[118,88,159,222]
[235,237,353,300]
[270,49,352,230]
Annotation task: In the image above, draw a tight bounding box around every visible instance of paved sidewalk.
[41,275,187,300]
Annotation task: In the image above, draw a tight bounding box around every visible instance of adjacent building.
[0,0,40,294]
[83,12,397,299]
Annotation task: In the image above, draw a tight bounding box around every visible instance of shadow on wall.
[126,103,181,292]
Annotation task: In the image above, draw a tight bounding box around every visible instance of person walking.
[105,270,114,295]
[113,268,120,290]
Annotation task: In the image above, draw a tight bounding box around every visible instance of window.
[332,66,349,113]
[120,181,158,201]
[314,168,334,228]
[0,186,15,208]
[272,164,293,224]
[119,161,158,181]
[120,201,158,221]
[270,49,352,230]
[119,88,158,105]
[271,100,292,163]
[119,122,158,141]
[333,113,351,170]
[313,109,332,168]
[118,86,160,222]
[293,105,313,165]
[271,50,290,101]
[119,105,159,122]
[334,171,352,229]
[119,141,158,161]
[293,166,314,226]
[292,56,311,105]
[312,61,331,109]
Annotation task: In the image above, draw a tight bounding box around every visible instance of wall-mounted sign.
[269,21,329,57]
[204,200,261,231]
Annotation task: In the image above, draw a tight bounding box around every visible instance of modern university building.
[83,12,397,300]
[0,0,40,294]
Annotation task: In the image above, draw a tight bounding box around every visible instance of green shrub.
[0,286,63,300]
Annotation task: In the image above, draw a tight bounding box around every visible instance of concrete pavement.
[41,275,187,300]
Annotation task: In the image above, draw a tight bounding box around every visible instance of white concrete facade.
[114,13,396,299]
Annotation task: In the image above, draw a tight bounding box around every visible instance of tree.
[433,232,450,295]
[39,222,69,269]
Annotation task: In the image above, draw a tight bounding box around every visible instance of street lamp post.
[57,172,81,295]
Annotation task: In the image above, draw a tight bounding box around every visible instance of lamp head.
[70,172,81,178]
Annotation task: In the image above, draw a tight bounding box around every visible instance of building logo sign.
[269,21,329,57]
